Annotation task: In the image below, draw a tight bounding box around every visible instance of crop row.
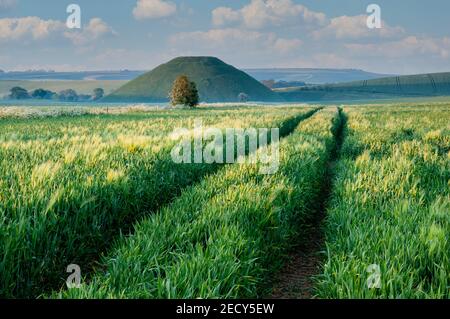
[316,104,449,298]
[0,107,313,298]
[57,107,342,299]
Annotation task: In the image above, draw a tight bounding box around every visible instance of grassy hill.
[104,57,279,103]
[279,72,450,102]
[244,68,393,84]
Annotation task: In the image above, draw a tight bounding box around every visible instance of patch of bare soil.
[270,215,326,299]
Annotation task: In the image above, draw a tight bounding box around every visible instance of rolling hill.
[244,68,394,84]
[104,57,279,103]
[278,72,450,102]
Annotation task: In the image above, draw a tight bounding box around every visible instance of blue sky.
[0,0,449,74]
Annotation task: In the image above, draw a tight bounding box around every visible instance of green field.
[0,102,448,299]
[0,80,127,97]
[316,103,449,298]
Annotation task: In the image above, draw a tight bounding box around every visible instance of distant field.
[245,68,393,84]
[0,80,127,97]
[279,72,450,102]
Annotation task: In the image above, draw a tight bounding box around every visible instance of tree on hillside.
[9,87,30,99]
[31,88,56,100]
[169,75,199,107]
[92,88,104,101]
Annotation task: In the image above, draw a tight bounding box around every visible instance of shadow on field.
[1,108,321,298]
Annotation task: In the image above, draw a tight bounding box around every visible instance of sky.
[0,0,449,74]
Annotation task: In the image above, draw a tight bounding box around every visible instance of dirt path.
[270,215,326,299]
[270,108,346,299]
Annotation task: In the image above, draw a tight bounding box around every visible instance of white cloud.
[0,54,10,64]
[0,16,114,46]
[170,28,301,55]
[0,17,65,42]
[273,38,302,53]
[212,0,326,29]
[92,48,150,66]
[312,15,405,40]
[0,0,16,11]
[91,49,175,70]
[345,36,450,59]
[64,18,116,45]
[212,7,241,26]
[279,53,355,69]
[133,0,177,20]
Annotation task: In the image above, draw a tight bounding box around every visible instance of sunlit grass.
[57,108,340,298]
[315,103,450,299]
[0,106,312,298]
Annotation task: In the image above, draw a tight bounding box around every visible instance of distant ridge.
[328,72,450,94]
[0,68,392,84]
[278,72,450,102]
[104,57,279,103]
[0,70,144,81]
[244,68,394,84]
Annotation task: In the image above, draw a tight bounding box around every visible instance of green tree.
[9,87,30,100]
[92,88,104,101]
[31,88,55,99]
[238,92,249,102]
[169,75,199,108]
[58,89,79,102]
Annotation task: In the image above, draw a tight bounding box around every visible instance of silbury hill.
[103,56,279,103]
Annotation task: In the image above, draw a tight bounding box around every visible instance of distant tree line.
[6,87,104,101]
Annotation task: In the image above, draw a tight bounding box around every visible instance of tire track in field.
[270,107,347,299]
[56,108,322,295]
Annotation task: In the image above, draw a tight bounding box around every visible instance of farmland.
[0,105,315,298]
[316,103,450,298]
[279,72,450,102]
[0,102,448,299]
